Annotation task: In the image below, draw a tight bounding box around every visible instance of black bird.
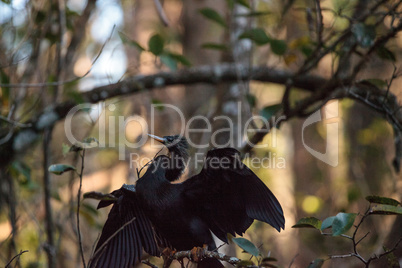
[89,134,285,268]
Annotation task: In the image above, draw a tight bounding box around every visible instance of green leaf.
[52,191,62,202]
[83,137,99,146]
[369,204,402,215]
[62,143,71,157]
[300,46,313,57]
[308,258,325,268]
[332,213,357,236]
[11,161,31,181]
[70,137,99,151]
[226,233,234,243]
[79,207,96,226]
[261,257,278,262]
[351,23,376,48]
[151,99,165,111]
[366,195,400,206]
[226,0,234,9]
[199,8,227,28]
[376,46,396,62]
[232,237,260,257]
[83,191,118,201]
[148,34,164,56]
[361,78,387,89]
[235,11,272,17]
[321,216,335,230]
[260,104,282,120]
[118,31,145,52]
[35,10,46,24]
[236,260,255,267]
[69,144,83,153]
[1,69,10,104]
[166,52,191,66]
[270,39,287,55]
[66,90,85,104]
[235,0,250,8]
[160,54,177,71]
[383,246,399,267]
[81,203,99,215]
[0,69,10,84]
[201,42,229,51]
[292,217,322,229]
[239,28,270,45]
[246,93,257,108]
[48,164,76,175]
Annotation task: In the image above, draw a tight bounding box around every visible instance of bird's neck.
[165,151,188,181]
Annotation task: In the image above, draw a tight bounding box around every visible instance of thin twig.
[5,250,28,268]
[315,0,324,47]
[348,208,371,264]
[0,25,116,89]
[356,231,370,246]
[382,65,398,106]
[77,149,87,268]
[43,128,56,268]
[288,253,299,268]
[0,115,32,128]
[366,236,402,266]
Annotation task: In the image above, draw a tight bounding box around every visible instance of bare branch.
[314,0,324,47]
[0,115,32,128]
[43,128,56,268]
[5,250,28,268]
[366,236,402,266]
[77,149,87,268]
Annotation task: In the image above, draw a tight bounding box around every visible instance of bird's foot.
[162,248,176,268]
[162,247,176,257]
[190,245,207,262]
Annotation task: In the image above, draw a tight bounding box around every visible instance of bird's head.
[148,134,189,160]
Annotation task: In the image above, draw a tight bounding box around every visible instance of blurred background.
[0,0,401,267]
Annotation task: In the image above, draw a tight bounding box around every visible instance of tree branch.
[5,250,28,268]
[169,247,241,265]
[1,63,401,171]
[77,149,86,268]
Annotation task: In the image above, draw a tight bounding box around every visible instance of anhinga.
[89,134,285,268]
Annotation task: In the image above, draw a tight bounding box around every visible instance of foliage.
[293,196,402,267]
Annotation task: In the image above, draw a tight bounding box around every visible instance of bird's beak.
[148,134,166,144]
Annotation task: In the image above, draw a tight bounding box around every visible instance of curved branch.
[1,63,401,171]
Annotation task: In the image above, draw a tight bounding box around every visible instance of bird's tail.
[197,258,224,268]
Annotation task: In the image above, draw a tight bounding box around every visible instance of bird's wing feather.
[89,185,159,268]
[183,148,285,243]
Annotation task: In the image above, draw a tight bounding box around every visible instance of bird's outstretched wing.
[183,148,285,243]
[89,184,159,268]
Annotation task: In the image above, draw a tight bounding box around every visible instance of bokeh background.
[0,0,401,267]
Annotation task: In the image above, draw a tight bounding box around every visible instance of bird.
[88,134,285,268]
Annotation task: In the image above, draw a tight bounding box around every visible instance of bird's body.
[89,135,285,268]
